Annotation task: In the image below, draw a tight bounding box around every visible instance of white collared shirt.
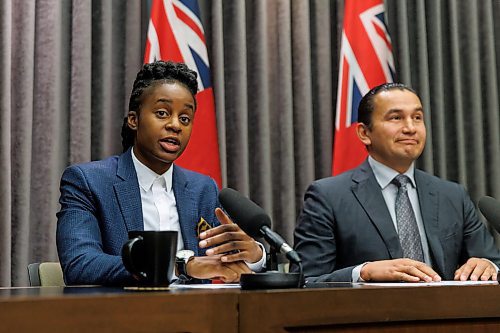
[352,157,431,282]
[131,148,266,272]
[131,148,184,251]
[368,156,431,265]
[352,157,499,282]
[362,156,498,278]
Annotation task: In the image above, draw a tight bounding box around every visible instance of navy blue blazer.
[56,149,219,285]
[292,160,500,282]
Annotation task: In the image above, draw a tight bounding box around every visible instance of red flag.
[145,0,222,187]
[332,0,394,175]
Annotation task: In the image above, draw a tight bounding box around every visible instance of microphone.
[478,196,500,232]
[218,188,301,264]
[218,188,303,289]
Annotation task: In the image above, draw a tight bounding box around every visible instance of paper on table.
[355,280,498,287]
[169,283,241,289]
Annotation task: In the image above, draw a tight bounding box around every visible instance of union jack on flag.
[145,0,222,187]
[332,0,395,175]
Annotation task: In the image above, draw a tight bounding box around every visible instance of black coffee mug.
[122,231,178,286]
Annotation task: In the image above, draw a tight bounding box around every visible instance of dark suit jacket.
[56,149,219,285]
[292,160,500,282]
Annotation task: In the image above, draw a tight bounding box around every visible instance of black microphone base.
[240,272,302,290]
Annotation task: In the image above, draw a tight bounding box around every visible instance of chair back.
[27,263,41,286]
[27,262,65,287]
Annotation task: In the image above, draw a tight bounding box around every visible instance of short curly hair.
[121,61,199,151]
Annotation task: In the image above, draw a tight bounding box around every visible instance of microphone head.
[478,196,500,232]
[218,188,271,238]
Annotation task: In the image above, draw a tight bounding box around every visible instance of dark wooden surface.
[239,283,500,333]
[1,283,499,332]
[0,286,239,333]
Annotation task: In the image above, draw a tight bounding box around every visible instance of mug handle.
[122,236,147,280]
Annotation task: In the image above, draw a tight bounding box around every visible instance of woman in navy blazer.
[57,61,264,285]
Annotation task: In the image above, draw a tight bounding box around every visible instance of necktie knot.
[393,174,411,188]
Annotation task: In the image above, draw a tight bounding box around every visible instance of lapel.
[351,160,403,259]
[415,170,445,275]
[172,165,200,255]
[114,149,143,232]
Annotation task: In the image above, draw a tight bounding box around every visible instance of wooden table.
[0,286,239,333]
[239,282,500,332]
[1,282,499,332]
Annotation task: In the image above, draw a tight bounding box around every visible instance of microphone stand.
[268,247,303,287]
[297,261,304,288]
[240,246,304,290]
[267,246,279,271]
[268,241,304,288]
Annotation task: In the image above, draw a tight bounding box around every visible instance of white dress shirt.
[132,148,184,251]
[352,156,431,282]
[131,148,266,272]
[368,157,432,264]
[352,156,497,281]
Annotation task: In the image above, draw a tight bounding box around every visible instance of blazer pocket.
[442,232,457,240]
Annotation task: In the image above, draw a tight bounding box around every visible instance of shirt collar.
[131,147,173,193]
[368,156,416,190]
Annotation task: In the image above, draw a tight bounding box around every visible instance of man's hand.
[454,257,497,281]
[186,255,252,283]
[198,208,263,264]
[360,259,441,282]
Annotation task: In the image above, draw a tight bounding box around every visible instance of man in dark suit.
[293,83,500,282]
[57,61,264,285]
